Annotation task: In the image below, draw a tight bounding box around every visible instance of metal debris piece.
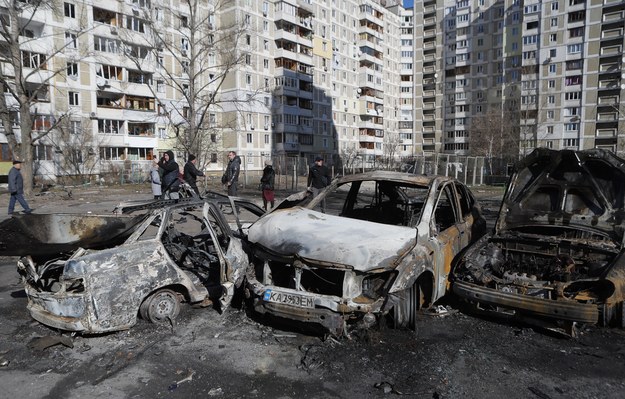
[0,358,9,367]
[168,370,195,391]
[28,336,74,351]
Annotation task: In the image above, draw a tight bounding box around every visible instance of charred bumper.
[25,287,90,331]
[254,300,347,336]
[453,280,599,324]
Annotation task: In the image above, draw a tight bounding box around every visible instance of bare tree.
[469,105,519,174]
[126,0,253,168]
[0,1,92,194]
[382,131,402,170]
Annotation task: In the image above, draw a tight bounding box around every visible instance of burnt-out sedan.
[453,148,625,335]
[244,171,486,336]
[14,197,264,333]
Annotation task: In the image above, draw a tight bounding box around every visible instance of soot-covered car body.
[245,171,486,335]
[453,148,625,334]
[16,197,264,333]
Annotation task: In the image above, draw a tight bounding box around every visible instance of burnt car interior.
[139,206,231,294]
[455,150,625,311]
[329,180,429,227]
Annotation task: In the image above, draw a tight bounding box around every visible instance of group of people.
[148,151,331,213]
[149,151,210,200]
[149,150,244,200]
[5,151,331,216]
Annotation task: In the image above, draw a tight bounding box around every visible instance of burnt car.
[13,196,264,333]
[244,171,486,335]
[452,148,625,335]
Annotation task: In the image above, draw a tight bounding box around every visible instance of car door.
[430,183,463,298]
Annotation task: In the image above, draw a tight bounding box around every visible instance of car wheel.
[140,289,181,324]
[392,279,427,330]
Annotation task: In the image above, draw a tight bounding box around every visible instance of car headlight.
[361,272,394,299]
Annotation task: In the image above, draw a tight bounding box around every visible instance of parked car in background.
[14,196,264,333]
[244,171,486,336]
[453,148,625,336]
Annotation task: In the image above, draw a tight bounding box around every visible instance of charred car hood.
[247,207,417,271]
[497,148,625,244]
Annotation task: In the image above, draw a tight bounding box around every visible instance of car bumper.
[254,300,347,336]
[26,287,90,331]
[453,281,599,324]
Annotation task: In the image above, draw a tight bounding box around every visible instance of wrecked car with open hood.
[10,196,264,333]
[452,148,625,335]
[244,171,486,336]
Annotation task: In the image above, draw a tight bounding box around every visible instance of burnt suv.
[453,148,625,335]
[244,171,486,336]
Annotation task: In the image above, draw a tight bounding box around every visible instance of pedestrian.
[158,150,180,199]
[149,157,162,199]
[7,160,33,215]
[183,154,205,197]
[224,151,241,196]
[307,156,331,213]
[260,159,275,210]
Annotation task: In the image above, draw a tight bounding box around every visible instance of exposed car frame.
[15,196,264,333]
[244,171,486,336]
[452,148,625,335]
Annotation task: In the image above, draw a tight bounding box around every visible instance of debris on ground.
[28,336,74,351]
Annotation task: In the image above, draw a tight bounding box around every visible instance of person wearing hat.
[307,156,331,213]
[183,154,205,197]
[7,160,33,215]
[260,159,275,210]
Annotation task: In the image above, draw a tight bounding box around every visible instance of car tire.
[392,278,428,330]
[140,289,181,324]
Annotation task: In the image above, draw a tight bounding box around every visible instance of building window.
[548,80,555,88]
[547,95,555,104]
[547,110,554,119]
[551,17,558,27]
[546,126,554,134]
[551,2,558,10]
[68,91,79,106]
[69,120,82,135]
[66,62,78,79]
[158,127,166,138]
[550,33,557,42]
[549,64,556,73]
[65,31,77,49]
[246,133,252,143]
[64,2,75,18]
[567,44,582,54]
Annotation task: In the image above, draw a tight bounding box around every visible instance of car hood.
[497,148,625,244]
[247,207,417,271]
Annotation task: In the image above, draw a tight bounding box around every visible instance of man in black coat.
[225,151,241,196]
[7,160,33,215]
[183,154,205,197]
[307,156,331,213]
[158,150,180,199]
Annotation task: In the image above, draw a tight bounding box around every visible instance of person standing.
[7,160,33,215]
[307,156,331,213]
[149,157,162,199]
[158,150,180,199]
[183,154,205,197]
[224,151,241,196]
[260,159,276,210]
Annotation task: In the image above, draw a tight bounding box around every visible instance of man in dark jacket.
[158,150,180,199]
[183,154,205,197]
[307,156,331,213]
[225,151,241,196]
[7,160,33,215]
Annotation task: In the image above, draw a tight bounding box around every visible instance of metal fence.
[50,153,513,192]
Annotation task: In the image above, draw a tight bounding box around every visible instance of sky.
[404,0,414,8]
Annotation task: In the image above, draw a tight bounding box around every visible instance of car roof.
[335,170,455,186]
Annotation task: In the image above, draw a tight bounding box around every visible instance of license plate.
[263,289,314,309]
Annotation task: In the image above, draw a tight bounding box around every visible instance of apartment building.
[435,0,625,158]
[1,0,412,181]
